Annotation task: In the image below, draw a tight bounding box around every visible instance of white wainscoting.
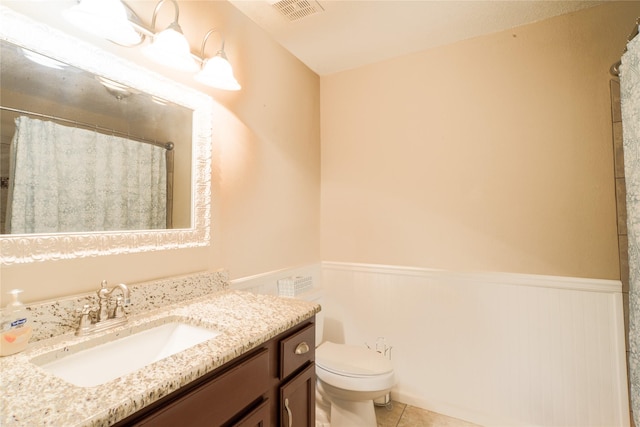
[322,262,630,427]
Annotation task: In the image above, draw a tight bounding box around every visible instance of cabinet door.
[280,363,315,427]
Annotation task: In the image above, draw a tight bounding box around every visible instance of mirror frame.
[0,6,213,265]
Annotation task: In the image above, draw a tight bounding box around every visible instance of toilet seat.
[315,342,394,393]
[316,342,393,377]
[316,363,395,393]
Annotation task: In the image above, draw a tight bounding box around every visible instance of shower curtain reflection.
[6,116,167,234]
[621,25,640,426]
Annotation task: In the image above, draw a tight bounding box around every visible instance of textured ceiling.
[228,0,607,75]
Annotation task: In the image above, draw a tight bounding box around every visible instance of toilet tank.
[293,288,324,345]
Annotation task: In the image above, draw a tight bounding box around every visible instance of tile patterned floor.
[375,401,482,427]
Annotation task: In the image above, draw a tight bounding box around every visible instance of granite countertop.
[0,290,319,426]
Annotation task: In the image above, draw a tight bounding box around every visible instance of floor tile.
[375,401,481,427]
[397,405,481,427]
[375,401,405,427]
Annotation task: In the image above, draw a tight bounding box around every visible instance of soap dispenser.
[0,289,32,356]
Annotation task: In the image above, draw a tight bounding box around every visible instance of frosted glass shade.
[195,54,241,91]
[63,0,142,46]
[142,26,198,72]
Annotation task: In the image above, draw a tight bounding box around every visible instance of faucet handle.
[78,304,97,318]
[113,297,126,319]
[75,304,97,335]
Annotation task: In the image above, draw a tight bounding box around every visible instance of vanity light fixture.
[63,0,143,46]
[142,0,198,72]
[63,0,241,90]
[195,29,241,91]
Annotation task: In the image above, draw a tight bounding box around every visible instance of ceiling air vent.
[270,0,324,21]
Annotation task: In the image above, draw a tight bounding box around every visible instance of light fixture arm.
[200,28,226,59]
[115,1,185,43]
[149,0,181,32]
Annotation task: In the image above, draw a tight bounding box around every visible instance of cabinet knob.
[294,341,310,355]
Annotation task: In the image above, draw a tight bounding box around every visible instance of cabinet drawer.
[280,323,315,380]
[234,398,271,427]
[132,348,270,426]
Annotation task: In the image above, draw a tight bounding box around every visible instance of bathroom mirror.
[0,6,213,264]
[0,39,193,233]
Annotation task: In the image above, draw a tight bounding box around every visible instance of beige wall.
[0,1,321,303]
[2,0,636,303]
[321,1,639,280]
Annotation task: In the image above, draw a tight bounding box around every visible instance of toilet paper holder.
[366,337,393,408]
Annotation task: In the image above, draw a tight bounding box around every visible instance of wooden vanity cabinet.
[114,317,315,427]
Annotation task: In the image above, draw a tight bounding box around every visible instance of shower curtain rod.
[611,17,640,77]
[0,106,174,151]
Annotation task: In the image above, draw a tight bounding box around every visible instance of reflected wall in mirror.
[1,40,193,234]
[0,6,213,264]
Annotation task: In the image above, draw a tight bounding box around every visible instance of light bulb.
[195,53,241,91]
[63,0,142,46]
[143,26,198,72]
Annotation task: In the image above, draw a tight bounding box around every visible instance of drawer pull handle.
[295,342,310,355]
[284,398,293,427]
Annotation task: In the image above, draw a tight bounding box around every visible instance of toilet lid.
[316,342,393,376]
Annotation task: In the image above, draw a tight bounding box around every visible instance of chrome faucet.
[76,280,131,336]
[97,280,130,322]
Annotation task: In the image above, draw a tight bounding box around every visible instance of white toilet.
[295,288,395,427]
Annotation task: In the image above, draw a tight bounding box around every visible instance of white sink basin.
[33,321,220,387]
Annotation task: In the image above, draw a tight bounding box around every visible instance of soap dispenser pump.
[0,289,32,356]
